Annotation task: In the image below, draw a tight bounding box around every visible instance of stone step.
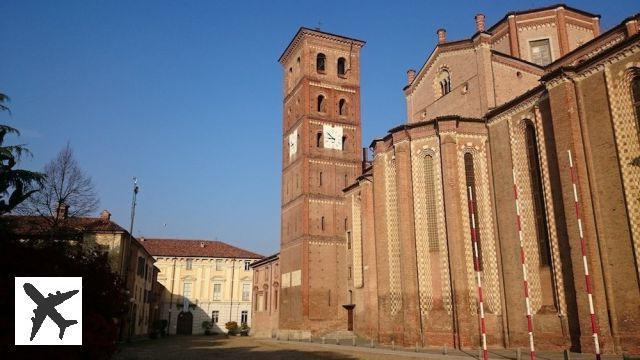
[323,330,355,340]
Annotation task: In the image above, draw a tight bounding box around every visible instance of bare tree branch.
[19,143,99,223]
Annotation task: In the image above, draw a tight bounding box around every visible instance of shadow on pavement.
[115,335,358,360]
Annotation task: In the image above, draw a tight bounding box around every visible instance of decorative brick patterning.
[508,118,545,313]
[457,137,501,315]
[411,137,452,318]
[351,193,364,289]
[384,153,403,316]
[532,105,567,315]
[606,61,640,279]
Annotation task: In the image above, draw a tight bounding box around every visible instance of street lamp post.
[124,177,139,341]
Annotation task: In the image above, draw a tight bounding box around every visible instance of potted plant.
[202,321,213,335]
[240,323,250,336]
[225,321,238,336]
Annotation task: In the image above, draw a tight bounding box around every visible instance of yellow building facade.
[142,238,262,335]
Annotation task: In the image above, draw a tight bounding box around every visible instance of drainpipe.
[437,123,461,349]
[167,258,176,334]
[572,76,620,351]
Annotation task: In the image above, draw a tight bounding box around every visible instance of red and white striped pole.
[512,171,536,360]
[468,186,488,360]
[567,150,601,360]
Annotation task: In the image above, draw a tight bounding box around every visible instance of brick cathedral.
[261,4,640,354]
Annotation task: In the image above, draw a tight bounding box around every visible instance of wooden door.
[176,311,193,335]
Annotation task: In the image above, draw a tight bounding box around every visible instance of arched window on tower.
[524,121,551,266]
[341,136,347,151]
[321,216,325,231]
[317,95,325,113]
[338,99,347,116]
[316,53,326,73]
[633,75,640,138]
[437,69,452,97]
[337,57,346,76]
[464,152,483,271]
[316,132,323,147]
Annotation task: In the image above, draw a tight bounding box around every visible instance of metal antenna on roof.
[315,20,322,31]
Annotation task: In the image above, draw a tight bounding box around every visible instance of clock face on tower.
[323,124,343,150]
[288,128,298,159]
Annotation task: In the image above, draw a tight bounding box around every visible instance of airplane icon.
[23,283,79,341]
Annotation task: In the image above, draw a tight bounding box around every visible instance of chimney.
[56,202,69,219]
[140,236,145,242]
[361,147,369,173]
[100,209,111,221]
[406,69,416,85]
[437,28,446,44]
[475,13,486,32]
[625,19,638,37]
[200,241,205,248]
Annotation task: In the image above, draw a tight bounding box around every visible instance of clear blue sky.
[1,0,637,255]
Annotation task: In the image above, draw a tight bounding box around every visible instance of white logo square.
[15,277,82,345]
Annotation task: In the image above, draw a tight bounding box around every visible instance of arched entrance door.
[176,311,193,335]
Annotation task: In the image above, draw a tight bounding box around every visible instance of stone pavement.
[114,335,630,360]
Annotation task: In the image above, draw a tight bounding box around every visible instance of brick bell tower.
[278,28,365,335]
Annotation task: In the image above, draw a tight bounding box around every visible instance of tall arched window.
[338,99,347,116]
[464,152,483,270]
[337,57,346,76]
[319,171,323,186]
[633,75,640,137]
[424,155,439,252]
[317,95,325,112]
[321,216,325,231]
[341,136,347,151]
[316,53,326,73]
[438,69,452,96]
[316,132,322,147]
[524,121,551,266]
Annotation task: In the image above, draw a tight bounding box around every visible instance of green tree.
[0,93,44,215]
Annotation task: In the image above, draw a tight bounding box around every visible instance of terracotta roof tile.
[2,215,127,239]
[141,238,263,259]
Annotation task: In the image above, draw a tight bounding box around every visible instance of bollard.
[286,333,290,341]
[516,347,521,360]
[478,348,483,360]
[370,337,374,348]
[443,343,448,355]
[352,337,356,346]
[563,349,570,360]
[336,335,340,345]
[322,336,325,344]
[416,342,419,352]
[392,340,395,351]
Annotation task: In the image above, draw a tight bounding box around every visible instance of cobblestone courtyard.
[114,335,464,360]
[114,335,628,360]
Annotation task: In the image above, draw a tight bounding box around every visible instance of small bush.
[153,319,168,337]
[240,323,250,336]
[202,321,213,335]
[225,321,238,335]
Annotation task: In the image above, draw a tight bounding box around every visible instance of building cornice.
[279,27,365,65]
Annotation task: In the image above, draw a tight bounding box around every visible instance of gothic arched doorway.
[176,311,193,335]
